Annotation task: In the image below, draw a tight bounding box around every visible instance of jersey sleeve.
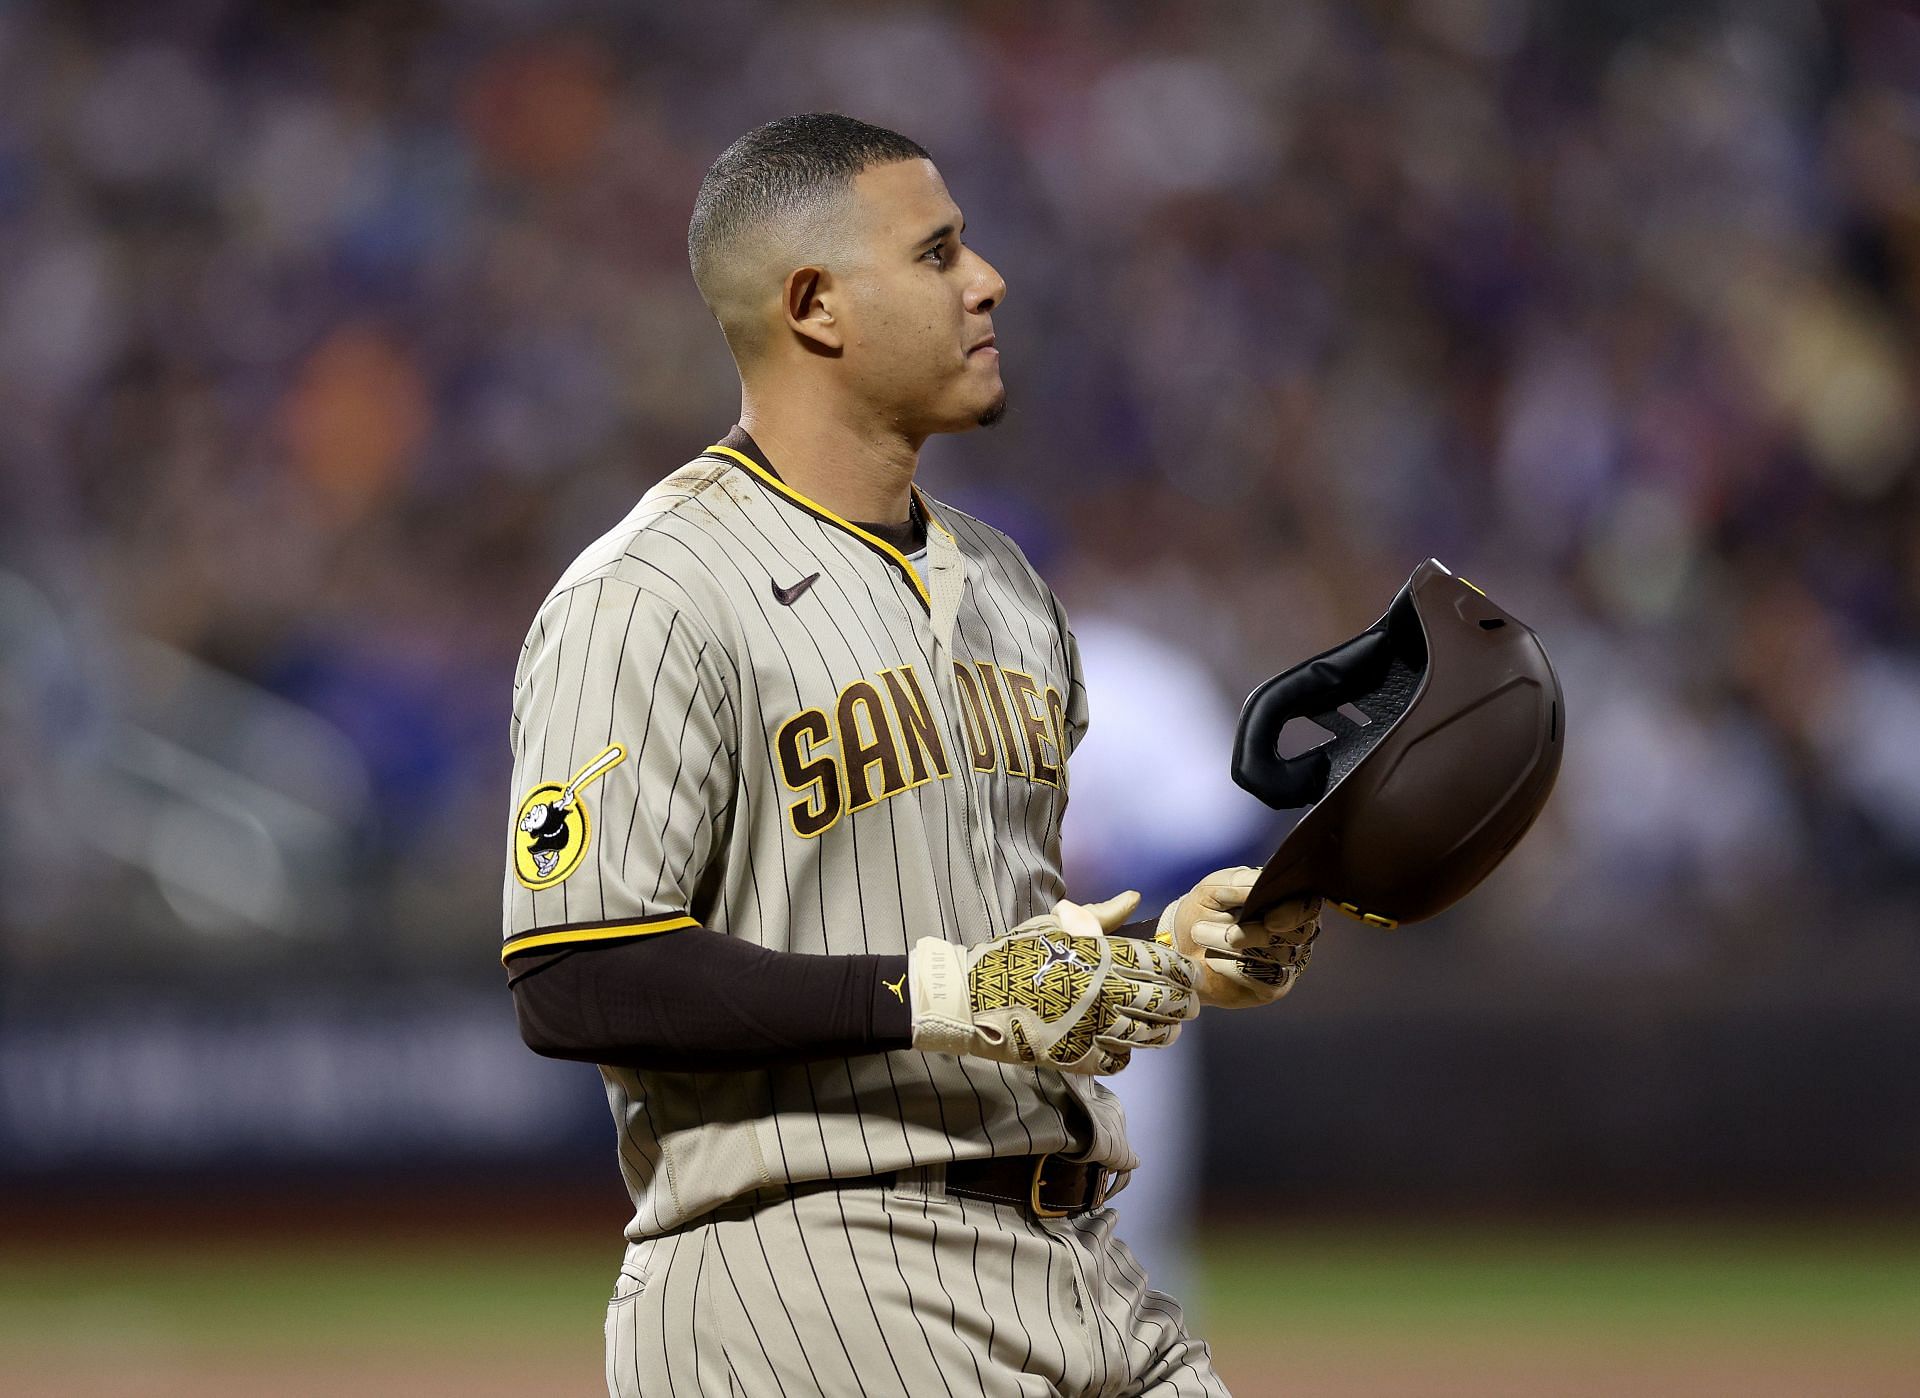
[502,576,738,965]
[1059,607,1092,762]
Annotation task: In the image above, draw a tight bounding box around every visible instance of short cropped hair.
[689,114,931,357]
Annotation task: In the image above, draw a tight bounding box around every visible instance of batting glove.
[1155,866,1319,1010]
[909,891,1201,1075]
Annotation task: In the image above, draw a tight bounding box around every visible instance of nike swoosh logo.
[772,572,821,606]
[883,974,906,1003]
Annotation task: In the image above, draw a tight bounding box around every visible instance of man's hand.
[908,891,1200,1075]
[1155,867,1319,1010]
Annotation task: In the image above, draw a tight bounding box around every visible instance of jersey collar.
[703,425,954,614]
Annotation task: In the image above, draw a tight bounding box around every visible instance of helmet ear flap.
[1232,590,1428,811]
[1233,633,1385,808]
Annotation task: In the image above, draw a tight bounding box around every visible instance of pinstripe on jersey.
[504,442,1134,1241]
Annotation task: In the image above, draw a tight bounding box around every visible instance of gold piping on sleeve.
[500,914,699,965]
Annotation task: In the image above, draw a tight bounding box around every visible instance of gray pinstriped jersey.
[503,442,1134,1240]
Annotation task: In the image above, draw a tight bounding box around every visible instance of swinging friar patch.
[513,744,626,890]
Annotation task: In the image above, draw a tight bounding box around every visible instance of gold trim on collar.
[912,483,957,545]
[705,442,942,610]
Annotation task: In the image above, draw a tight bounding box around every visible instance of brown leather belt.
[937,1153,1113,1219]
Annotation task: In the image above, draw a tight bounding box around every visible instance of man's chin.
[920,387,1007,435]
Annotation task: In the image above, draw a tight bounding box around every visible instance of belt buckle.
[1090,1166,1115,1211]
[1029,1153,1072,1219]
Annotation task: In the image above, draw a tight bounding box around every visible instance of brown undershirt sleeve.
[508,925,912,1073]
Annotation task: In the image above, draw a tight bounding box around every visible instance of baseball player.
[502,114,1320,1398]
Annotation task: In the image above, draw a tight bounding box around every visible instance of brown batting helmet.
[1233,559,1563,927]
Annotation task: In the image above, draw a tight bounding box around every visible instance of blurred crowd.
[3,0,1918,988]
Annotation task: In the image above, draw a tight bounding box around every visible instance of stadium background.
[2,0,1917,1393]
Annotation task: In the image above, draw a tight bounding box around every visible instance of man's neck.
[737,403,921,527]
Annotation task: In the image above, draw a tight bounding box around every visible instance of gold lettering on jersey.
[837,679,904,811]
[776,709,843,838]
[882,665,952,785]
[775,660,1066,839]
[950,662,998,772]
[975,661,1028,777]
[1004,668,1061,787]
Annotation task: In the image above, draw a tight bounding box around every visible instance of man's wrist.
[869,953,913,1043]
[906,938,973,1055]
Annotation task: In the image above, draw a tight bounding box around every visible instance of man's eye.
[923,245,948,267]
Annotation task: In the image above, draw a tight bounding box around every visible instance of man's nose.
[968,252,1006,313]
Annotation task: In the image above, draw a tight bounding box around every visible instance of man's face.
[834,159,1007,434]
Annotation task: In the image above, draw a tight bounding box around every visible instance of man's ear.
[783,265,843,353]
